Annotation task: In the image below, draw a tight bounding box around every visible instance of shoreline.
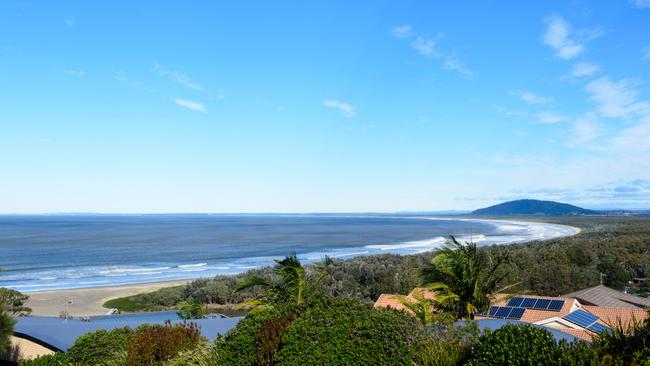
[26,279,190,317]
[21,218,583,316]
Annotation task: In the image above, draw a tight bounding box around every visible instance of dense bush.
[466,324,561,365]
[414,321,480,366]
[0,309,15,355]
[215,304,303,366]
[589,315,650,364]
[126,321,203,366]
[274,298,425,365]
[20,352,70,366]
[166,343,220,366]
[0,288,32,316]
[66,326,134,365]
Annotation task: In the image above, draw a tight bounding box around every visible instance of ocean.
[0,214,577,292]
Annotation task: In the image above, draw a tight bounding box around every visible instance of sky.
[1,0,650,213]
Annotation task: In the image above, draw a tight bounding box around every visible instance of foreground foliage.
[0,308,15,356]
[66,327,134,365]
[467,324,562,365]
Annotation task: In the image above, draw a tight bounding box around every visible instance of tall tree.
[0,309,14,355]
[0,288,31,316]
[422,236,511,319]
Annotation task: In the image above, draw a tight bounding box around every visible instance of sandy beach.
[17,219,581,317]
[26,280,190,317]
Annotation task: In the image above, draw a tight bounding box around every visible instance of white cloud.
[509,90,552,104]
[585,77,650,118]
[535,111,570,124]
[411,36,438,57]
[392,26,472,78]
[567,113,602,146]
[391,25,414,39]
[323,100,356,118]
[571,62,600,77]
[643,47,650,61]
[64,69,86,77]
[630,0,650,8]
[612,116,650,151]
[513,130,528,137]
[153,64,203,91]
[443,56,474,79]
[114,71,141,89]
[542,16,584,60]
[64,16,75,27]
[174,98,206,112]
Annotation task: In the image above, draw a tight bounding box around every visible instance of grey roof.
[462,319,578,343]
[14,311,242,352]
[563,285,650,309]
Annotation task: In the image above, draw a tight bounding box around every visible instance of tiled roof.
[373,294,410,312]
[582,305,647,330]
[375,287,648,342]
[492,294,579,323]
[564,285,650,309]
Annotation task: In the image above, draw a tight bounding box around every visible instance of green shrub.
[414,321,480,366]
[556,340,600,366]
[126,322,203,366]
[166,344,220,366]
[66,326,134,365]
[589,316,650,365]
[20,352,69,366]
[274,298,425,366]
[214,304,303,366]
[0,309,15,355]
[466,324,561,366]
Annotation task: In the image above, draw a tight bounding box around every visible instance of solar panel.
[587,322,610,334]
[547,300,565,311]
[564,310,599,328]
[506,297,524,307]
[521,298,537,308]
[533,299,551,310]
[489,306,499,316]
[495,306,512,318]
[506,307,525,320]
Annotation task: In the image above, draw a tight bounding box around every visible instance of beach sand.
[26,280,190,317]
[22,220,582,317]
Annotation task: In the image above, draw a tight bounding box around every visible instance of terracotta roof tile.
[373,294,410,312]
[582,305,647,330]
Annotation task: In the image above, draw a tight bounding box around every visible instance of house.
[4,311,242,362]
[374,286,649,341]
[563,284,650,309]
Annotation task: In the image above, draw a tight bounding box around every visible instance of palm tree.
[176,301,205,319]
[236,254,312,312]
[395,289,459,325]
[422,236,511,319]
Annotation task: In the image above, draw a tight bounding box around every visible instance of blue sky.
[1,0,650,213]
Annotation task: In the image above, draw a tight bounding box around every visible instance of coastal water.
[0,214,576,292]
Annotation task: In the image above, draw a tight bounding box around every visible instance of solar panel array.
[506,297,565,311]
[562,310,610,334]
[488,306,525,320]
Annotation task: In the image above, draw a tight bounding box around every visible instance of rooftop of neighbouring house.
[13,311,243,352]
[563,284,650,309]
[374,285,650,341]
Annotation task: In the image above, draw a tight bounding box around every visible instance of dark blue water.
[0,214,570,292]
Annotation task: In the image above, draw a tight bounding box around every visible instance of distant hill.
[472,199,596,216]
